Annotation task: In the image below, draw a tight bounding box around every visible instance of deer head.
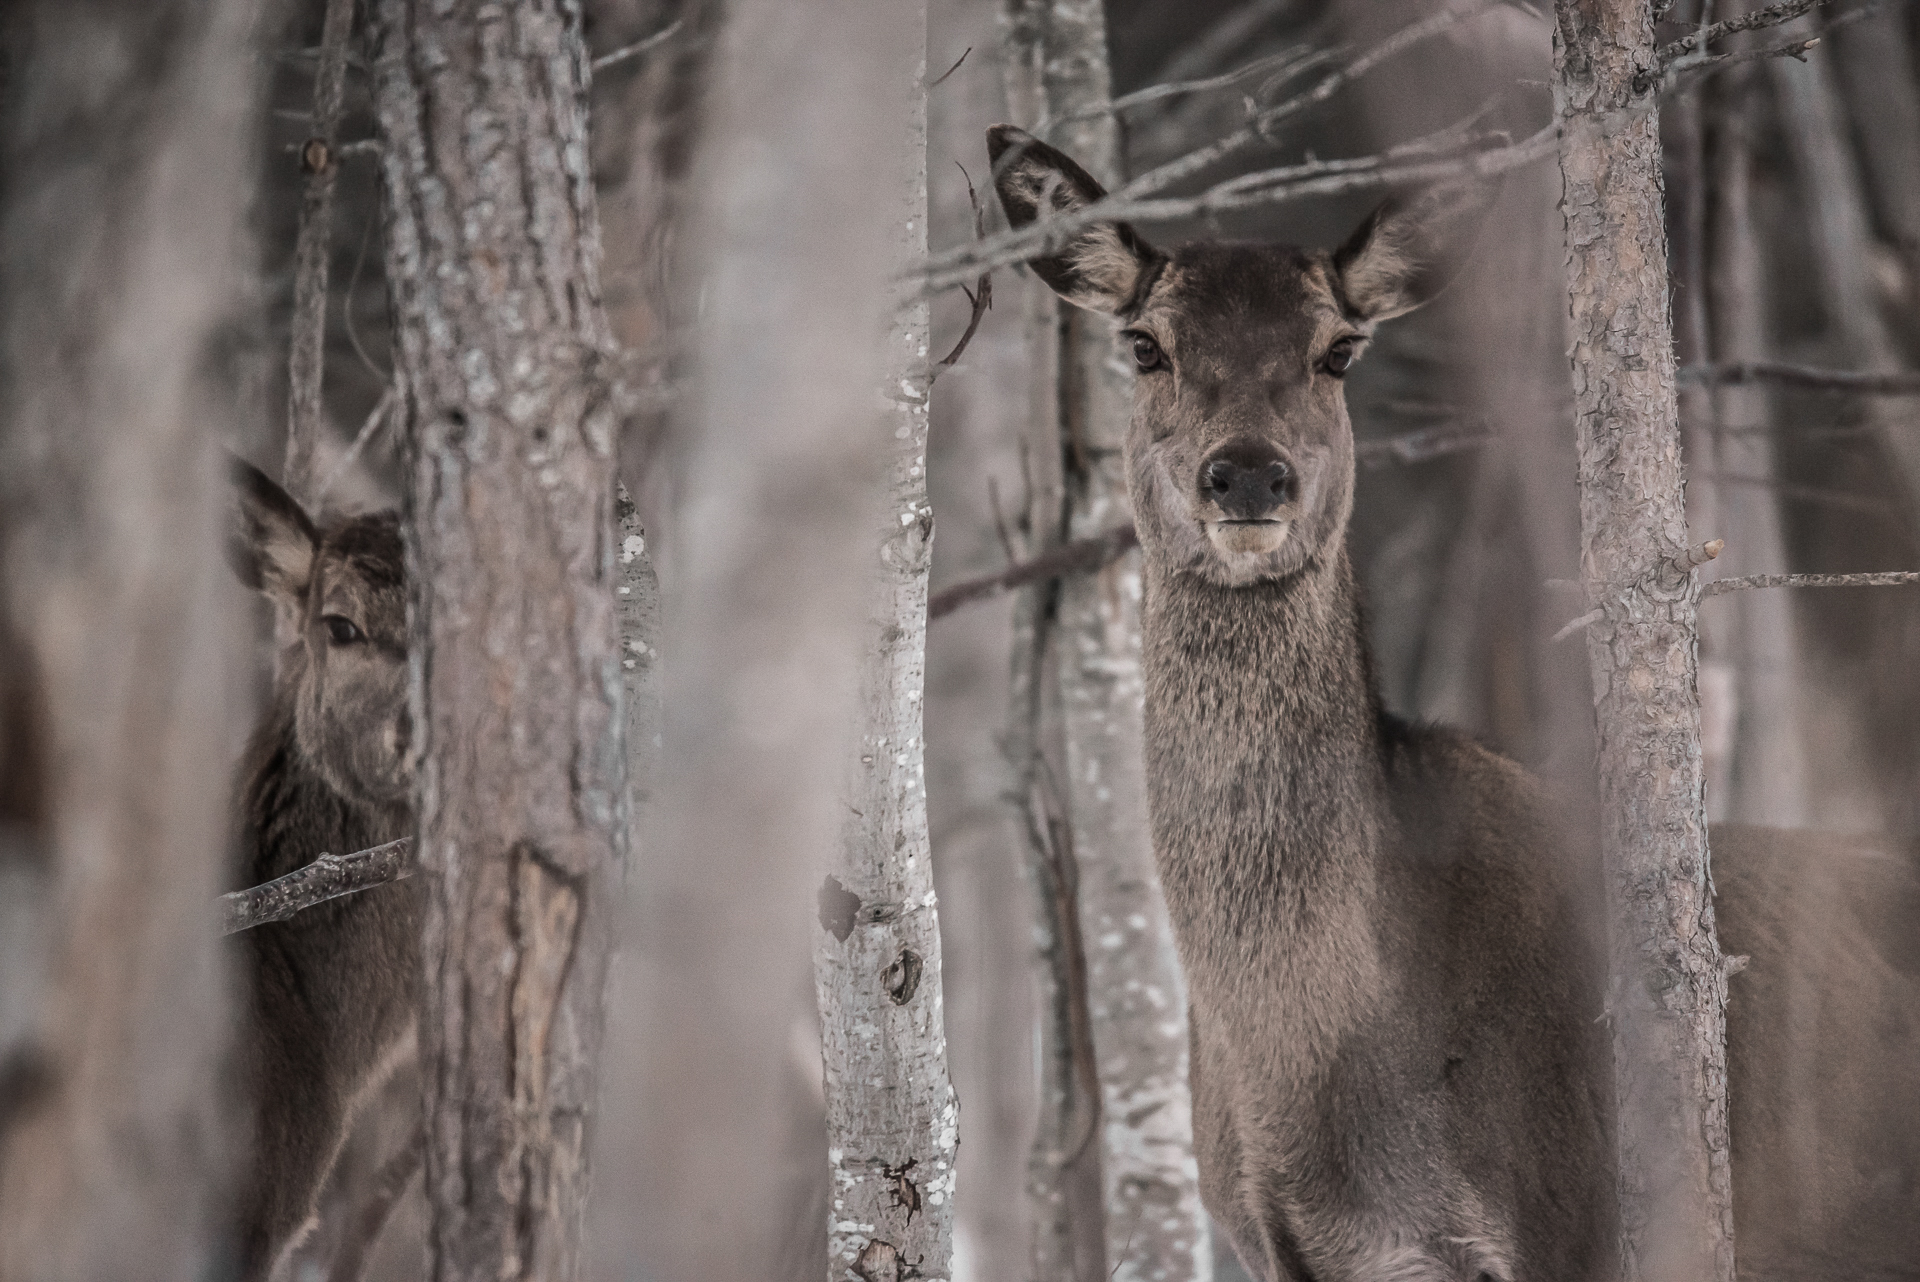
[228,459,411,818]
[988,125,1493,589]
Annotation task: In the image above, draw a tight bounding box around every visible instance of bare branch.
[591,19,682,72]
[1679,359,1920,394]
[921,119,1555,292]
[329,1123,424,1282]
[1656,4,1883,91]
[934,163,992,373]
[1657,0,1826,62]
[282,0,358,504]
[1702,569,1920,597]
[1552,539,1724,641]
[929,523,1137,621]
[1355,420,1492,467]
[220,838,415,935]
[315,382,398,500]
[930,46,971,88]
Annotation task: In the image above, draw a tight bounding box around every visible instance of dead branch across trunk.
[1681,360,1920,395]
[220,838,416,935]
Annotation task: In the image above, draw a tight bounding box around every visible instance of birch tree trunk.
[1553,3,1735,1280]
[370,3,623,1277]
[1002,3,1210,1280]
[0,0,261,1275]
[813,7,961,1279]
[593,0,927,1273]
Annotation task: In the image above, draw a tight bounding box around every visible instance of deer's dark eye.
[1128,332,1166,372]
[321,614,364,645]
[1322,337,1358,376]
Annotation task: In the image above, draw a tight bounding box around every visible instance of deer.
[225,458,420,1281]
[988,124,1920,1282]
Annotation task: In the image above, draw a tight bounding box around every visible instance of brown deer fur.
[226,460,418,1280]
[989,125,1920,1281]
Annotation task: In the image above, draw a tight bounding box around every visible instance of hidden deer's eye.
[1128,331,1166,373]
[1322,336,1359,377]
[321,614,364,646]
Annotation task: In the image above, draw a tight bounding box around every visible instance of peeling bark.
[1552,3,1735,1280]
[814,8,961,1278]
[0,0,261,1273]
[369,2,623,1276]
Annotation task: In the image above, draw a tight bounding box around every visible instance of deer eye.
[321,614,364,645]
[1128,332,1166,372]
[1322,337,1358,376]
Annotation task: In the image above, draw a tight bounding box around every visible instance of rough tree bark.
[1002,3,1211,1281]
[813,6,962,1279]
[369,3,624,1277]
[0,0,262,1275]
[1553,3,1736,1281]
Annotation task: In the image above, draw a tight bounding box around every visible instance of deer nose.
[1200,447,1293,520]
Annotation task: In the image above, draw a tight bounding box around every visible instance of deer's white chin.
[1207,519,1291,558]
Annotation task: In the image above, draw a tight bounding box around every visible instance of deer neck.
[1140,547,1389,1042]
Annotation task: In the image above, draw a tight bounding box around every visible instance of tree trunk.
[369,3,624,1277]
[1552,3,1736,1281]
[813,7,961,1280]
[0,0,262,1275]
[1702,40,1809,828]
[282,0,359,504]
[595,0,931,1273]
[1003,3,1211,1281]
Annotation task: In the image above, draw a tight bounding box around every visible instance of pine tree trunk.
[1553,3,1736,1279]
[813,7,962,1279]
[0,0,261,1274]
[369,3,624,1276]
[1001,3,1212,1280]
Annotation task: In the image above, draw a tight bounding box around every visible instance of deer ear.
[1333,181,1499,322]
[988,124,1164,315]
[227,455,317,608]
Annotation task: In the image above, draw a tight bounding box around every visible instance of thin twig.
[930,46,971,88]
[591,19,682,72]
[315,383,398,501]
[343,206,387,382]
[329,1122,425,1282]
[920,120,1556,292]
[1355,420,1492,467]
[1702,570,1920,597]
[930,524,1137,621]
[1051,44,1334,129]
[282,0,359,504]
[1552,539,1724,641]
[1680,360,1920,395]
[221,837,415,934]
[935,164,993,372]
[1657,0,1824,61]
[1657,3,1881,90]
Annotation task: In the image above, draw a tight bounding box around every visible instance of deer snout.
[1200,443,1293,521]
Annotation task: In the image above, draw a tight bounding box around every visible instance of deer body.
[990,127,1920,1281]
[227,462,419,1280]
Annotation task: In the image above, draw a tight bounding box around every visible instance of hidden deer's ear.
[227,455,317,608]
[1332,180,1500,323]
[988,124,1165,315]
